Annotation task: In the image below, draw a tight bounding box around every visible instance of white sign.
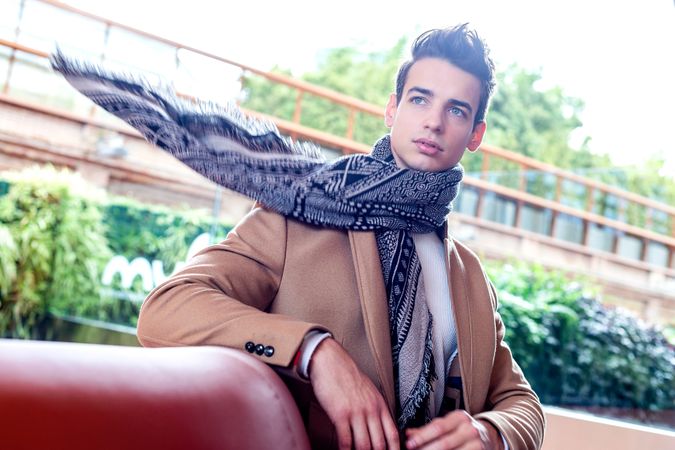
[101,232,211,293]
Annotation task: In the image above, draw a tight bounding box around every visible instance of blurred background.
[0,0,673,447]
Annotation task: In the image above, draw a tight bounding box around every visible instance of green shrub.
[0,166,232,335]
[489,262,675,411]
[0,166,110,338]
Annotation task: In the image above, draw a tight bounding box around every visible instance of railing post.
[292,90,304,124]
[481,153,490,181]
[582,187,595,246]
[514,163,527,228]
[3,0,27,94]
[640,238,649,263]
[664,210,674,269]
[89,21,112,119]
[346,108,356,140]
[550,176,561,238]
[3,49,16,95]
[645,207,653,230]
[288,90,305,141]
[475,188,484,219]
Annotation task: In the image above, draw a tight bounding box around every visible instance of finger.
[406,420,447,449]
[423,434,482,450]
[366,414,387,450]
[415,433,466,450]
[351,415,371,450]
[417,421,482,450]
[335,420,352,450]
[381,411,400,450]
[406,415,461,449]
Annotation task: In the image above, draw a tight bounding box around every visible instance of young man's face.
[385,57,486,172]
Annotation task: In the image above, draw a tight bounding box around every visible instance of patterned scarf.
[51,51,462,428]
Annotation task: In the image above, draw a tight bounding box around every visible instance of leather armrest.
[0,339,310,450]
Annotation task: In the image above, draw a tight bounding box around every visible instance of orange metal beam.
[2,89,670,253]
[479,142,675,216]
[0,39,49,58]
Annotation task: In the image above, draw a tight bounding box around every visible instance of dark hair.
[395,24,496,126]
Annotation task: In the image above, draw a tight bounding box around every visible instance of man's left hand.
[404,410,504,450]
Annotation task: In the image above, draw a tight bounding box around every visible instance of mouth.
[413,138,443,155]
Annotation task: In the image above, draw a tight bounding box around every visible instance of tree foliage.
[242,43,674,207]
[242,39,405,147]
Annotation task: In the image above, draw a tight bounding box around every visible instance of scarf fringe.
[397,314,437,429]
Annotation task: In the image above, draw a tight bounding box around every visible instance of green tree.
[242,39,405,147]
[460,65,598,191]
[485,66,675,209]
[487,65,590,166]
[241,43,675,208]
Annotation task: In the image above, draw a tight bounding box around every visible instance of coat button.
[264,346,275,357]
[245,341,256,353]
[255,344,265,355]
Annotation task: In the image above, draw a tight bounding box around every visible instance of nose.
[423,106,444,133]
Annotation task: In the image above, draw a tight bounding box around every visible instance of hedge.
[0,166,231,334]
[489,263,674,411]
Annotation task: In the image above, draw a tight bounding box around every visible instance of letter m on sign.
[101,256,154,292]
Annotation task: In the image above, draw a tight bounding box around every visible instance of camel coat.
[137,207,545,449]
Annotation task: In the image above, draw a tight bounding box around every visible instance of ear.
[384,93,397,128]
[467,121,487,152]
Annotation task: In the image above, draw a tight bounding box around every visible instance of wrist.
[307,336,337,381]
[297,331,332,380]
[478,419,504,450]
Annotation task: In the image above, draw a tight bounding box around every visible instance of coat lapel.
[445,234,497,415]
[445,236,477,414]
[348,230,396,415]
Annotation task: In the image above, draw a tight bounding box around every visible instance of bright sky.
[56,0,675,176]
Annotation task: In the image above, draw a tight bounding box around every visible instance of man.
[100,25,543,450]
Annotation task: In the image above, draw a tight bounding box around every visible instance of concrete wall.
[0,99,254,223]
[543,407,674,450]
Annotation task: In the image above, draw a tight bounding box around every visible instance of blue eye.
[410,96,426,105]
[448,106,465,117]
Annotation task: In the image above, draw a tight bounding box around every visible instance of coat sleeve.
[136,206,328,368]
[473,279,546,450]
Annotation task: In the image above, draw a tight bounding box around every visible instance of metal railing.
[0,0,673,272]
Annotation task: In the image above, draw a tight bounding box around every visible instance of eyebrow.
[407,86,474,114]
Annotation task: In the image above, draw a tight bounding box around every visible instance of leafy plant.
[0,166,110,338]
[0,166,232,335]
[489,262,674,411]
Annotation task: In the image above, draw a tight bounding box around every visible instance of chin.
[408,158,446,172]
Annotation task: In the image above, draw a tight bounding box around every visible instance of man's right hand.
[309,337,400,450]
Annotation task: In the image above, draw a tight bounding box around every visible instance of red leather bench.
[0,339,310,450]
